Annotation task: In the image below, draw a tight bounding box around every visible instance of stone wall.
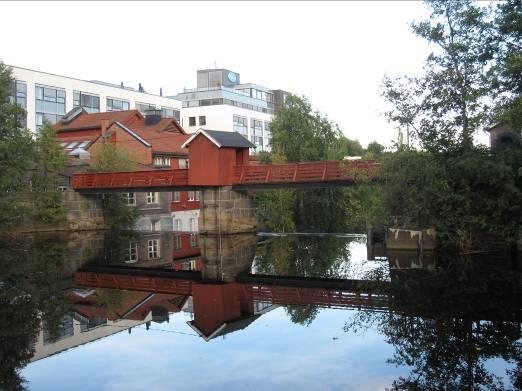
[199,186,257,235]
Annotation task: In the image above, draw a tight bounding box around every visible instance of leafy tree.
[383,0,494,152]
[364,141,385,159]
[89,142,138,229]
[0,63,35,225]
[30,123,69,223]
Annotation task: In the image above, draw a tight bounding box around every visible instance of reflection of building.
[173,68,290,152]
[9,65,180,134]
[31,288,187,362]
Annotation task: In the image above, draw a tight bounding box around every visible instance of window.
[10,80,27,127]
[172,191,180,202]
[136,102,157,113]
[35,85,66,131]
[122,192,136,205]
[153,156,171,167]
[148,239,160,259]
[188,191,195,201]
[173,218,182,231]
[189,218,197,232]
[174,234,182,250]
[251,118,264,149]
[264,122,272,146]
[181,260,197,271]
[161,107,180,122]
[125,242,138,263]
[188,117,196,126]
[73,91,100,113]
[199,116,206,126]
[233,115,248,136]
[107,97,130,111]
[195,191,200,201]
[146,192,158,204]
[151,220,161,231]
[189,233,198,247]
[179,159,189,169]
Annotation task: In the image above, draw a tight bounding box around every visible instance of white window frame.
[173,191,181,202]
[189,233,198,247]
[123,192,136,206]
[148,239,160,259]
[195,191,200,201]
[125,242,138,263]
[188,191,195,201]
[146,192,158,204]
[151,220,161,231]
[174,235,182,250]
[174,218,182,231]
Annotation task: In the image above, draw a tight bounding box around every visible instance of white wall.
[180,104,273,151]
[10,65,181,133]
[172,209,200,232]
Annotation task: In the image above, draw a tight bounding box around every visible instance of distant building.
[9,65,181,134]
[173,68,290,152]
[487,122,521,150]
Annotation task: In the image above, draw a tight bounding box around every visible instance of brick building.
[54,108,200,231]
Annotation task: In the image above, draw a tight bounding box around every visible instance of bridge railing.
[234,160,380,185]
[72,169,189,190]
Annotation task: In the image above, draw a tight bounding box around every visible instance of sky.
[0,1,438,147]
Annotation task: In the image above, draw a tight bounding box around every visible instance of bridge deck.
[72,160,380,191]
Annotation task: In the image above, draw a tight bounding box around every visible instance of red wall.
[171,191,200,212]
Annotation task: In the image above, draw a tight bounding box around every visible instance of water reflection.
[0,231,520,390]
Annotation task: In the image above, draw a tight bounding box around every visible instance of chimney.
[101,119,110,136]
[144,109,162,126]
[138,83,144,92]
[160,87,163,97]
[120,81,124,88]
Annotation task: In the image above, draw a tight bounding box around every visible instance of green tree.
[383,0,494,152]
[30,123,69,223]
[89,143,138,229]
[0,63,35,225]
[364,141,385,159]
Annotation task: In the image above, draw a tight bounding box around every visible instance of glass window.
[172,191,180,202]
[199,116,206,126]
[151,220,161,231]
[122,192,136,205]
[233,115,248,136]
[154,156,171,167]
[188,191,195,201]
[9,80,27,128]
[189,218,196,232]
[35,85,66,131]
[179,159,189,169]
[189,117,196,127]
[195,191,200,201]
[174,234,182,249]
[146,192,158,204]
[136,102,156,113]
[174,218,182,231]
[107,97,130,111]
[189,233,198,247]
[125,242,138,263]
[148,239,160,259]
[73,91,100,113]
[161,107,180,121]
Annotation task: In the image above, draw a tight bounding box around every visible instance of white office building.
[174,69,289,152]
[9,65,181,134]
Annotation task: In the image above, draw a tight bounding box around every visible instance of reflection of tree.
[0,234,72,389]
[256,235,353,325]
[345,255,522,390]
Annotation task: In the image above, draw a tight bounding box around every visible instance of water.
[1,231,520,390]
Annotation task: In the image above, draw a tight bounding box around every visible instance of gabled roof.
[54,110,143,131]
[182,128,255,149]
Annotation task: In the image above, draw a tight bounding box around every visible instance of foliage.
[383,148,521,249]
[383,0,494,152]
[89,143,138,229]
[363,141,385,159]
[89,143,136,173]
[0,63,35,226]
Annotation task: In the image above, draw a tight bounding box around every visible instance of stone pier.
[199,234,257,282]
[198,186,257,235]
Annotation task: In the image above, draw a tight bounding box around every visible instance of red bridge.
[72,129,380,192]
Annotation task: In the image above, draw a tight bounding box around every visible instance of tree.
[0,63,35,225]
[364,141,385,159]
[89,142,138,229]
[30,122,69,223]
[383,0,494,152]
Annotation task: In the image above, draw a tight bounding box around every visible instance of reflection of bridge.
[74,267,390,312]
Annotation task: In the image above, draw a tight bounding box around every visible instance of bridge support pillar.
[199,186,257,235]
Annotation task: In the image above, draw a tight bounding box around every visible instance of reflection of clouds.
[23,308,402,391]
